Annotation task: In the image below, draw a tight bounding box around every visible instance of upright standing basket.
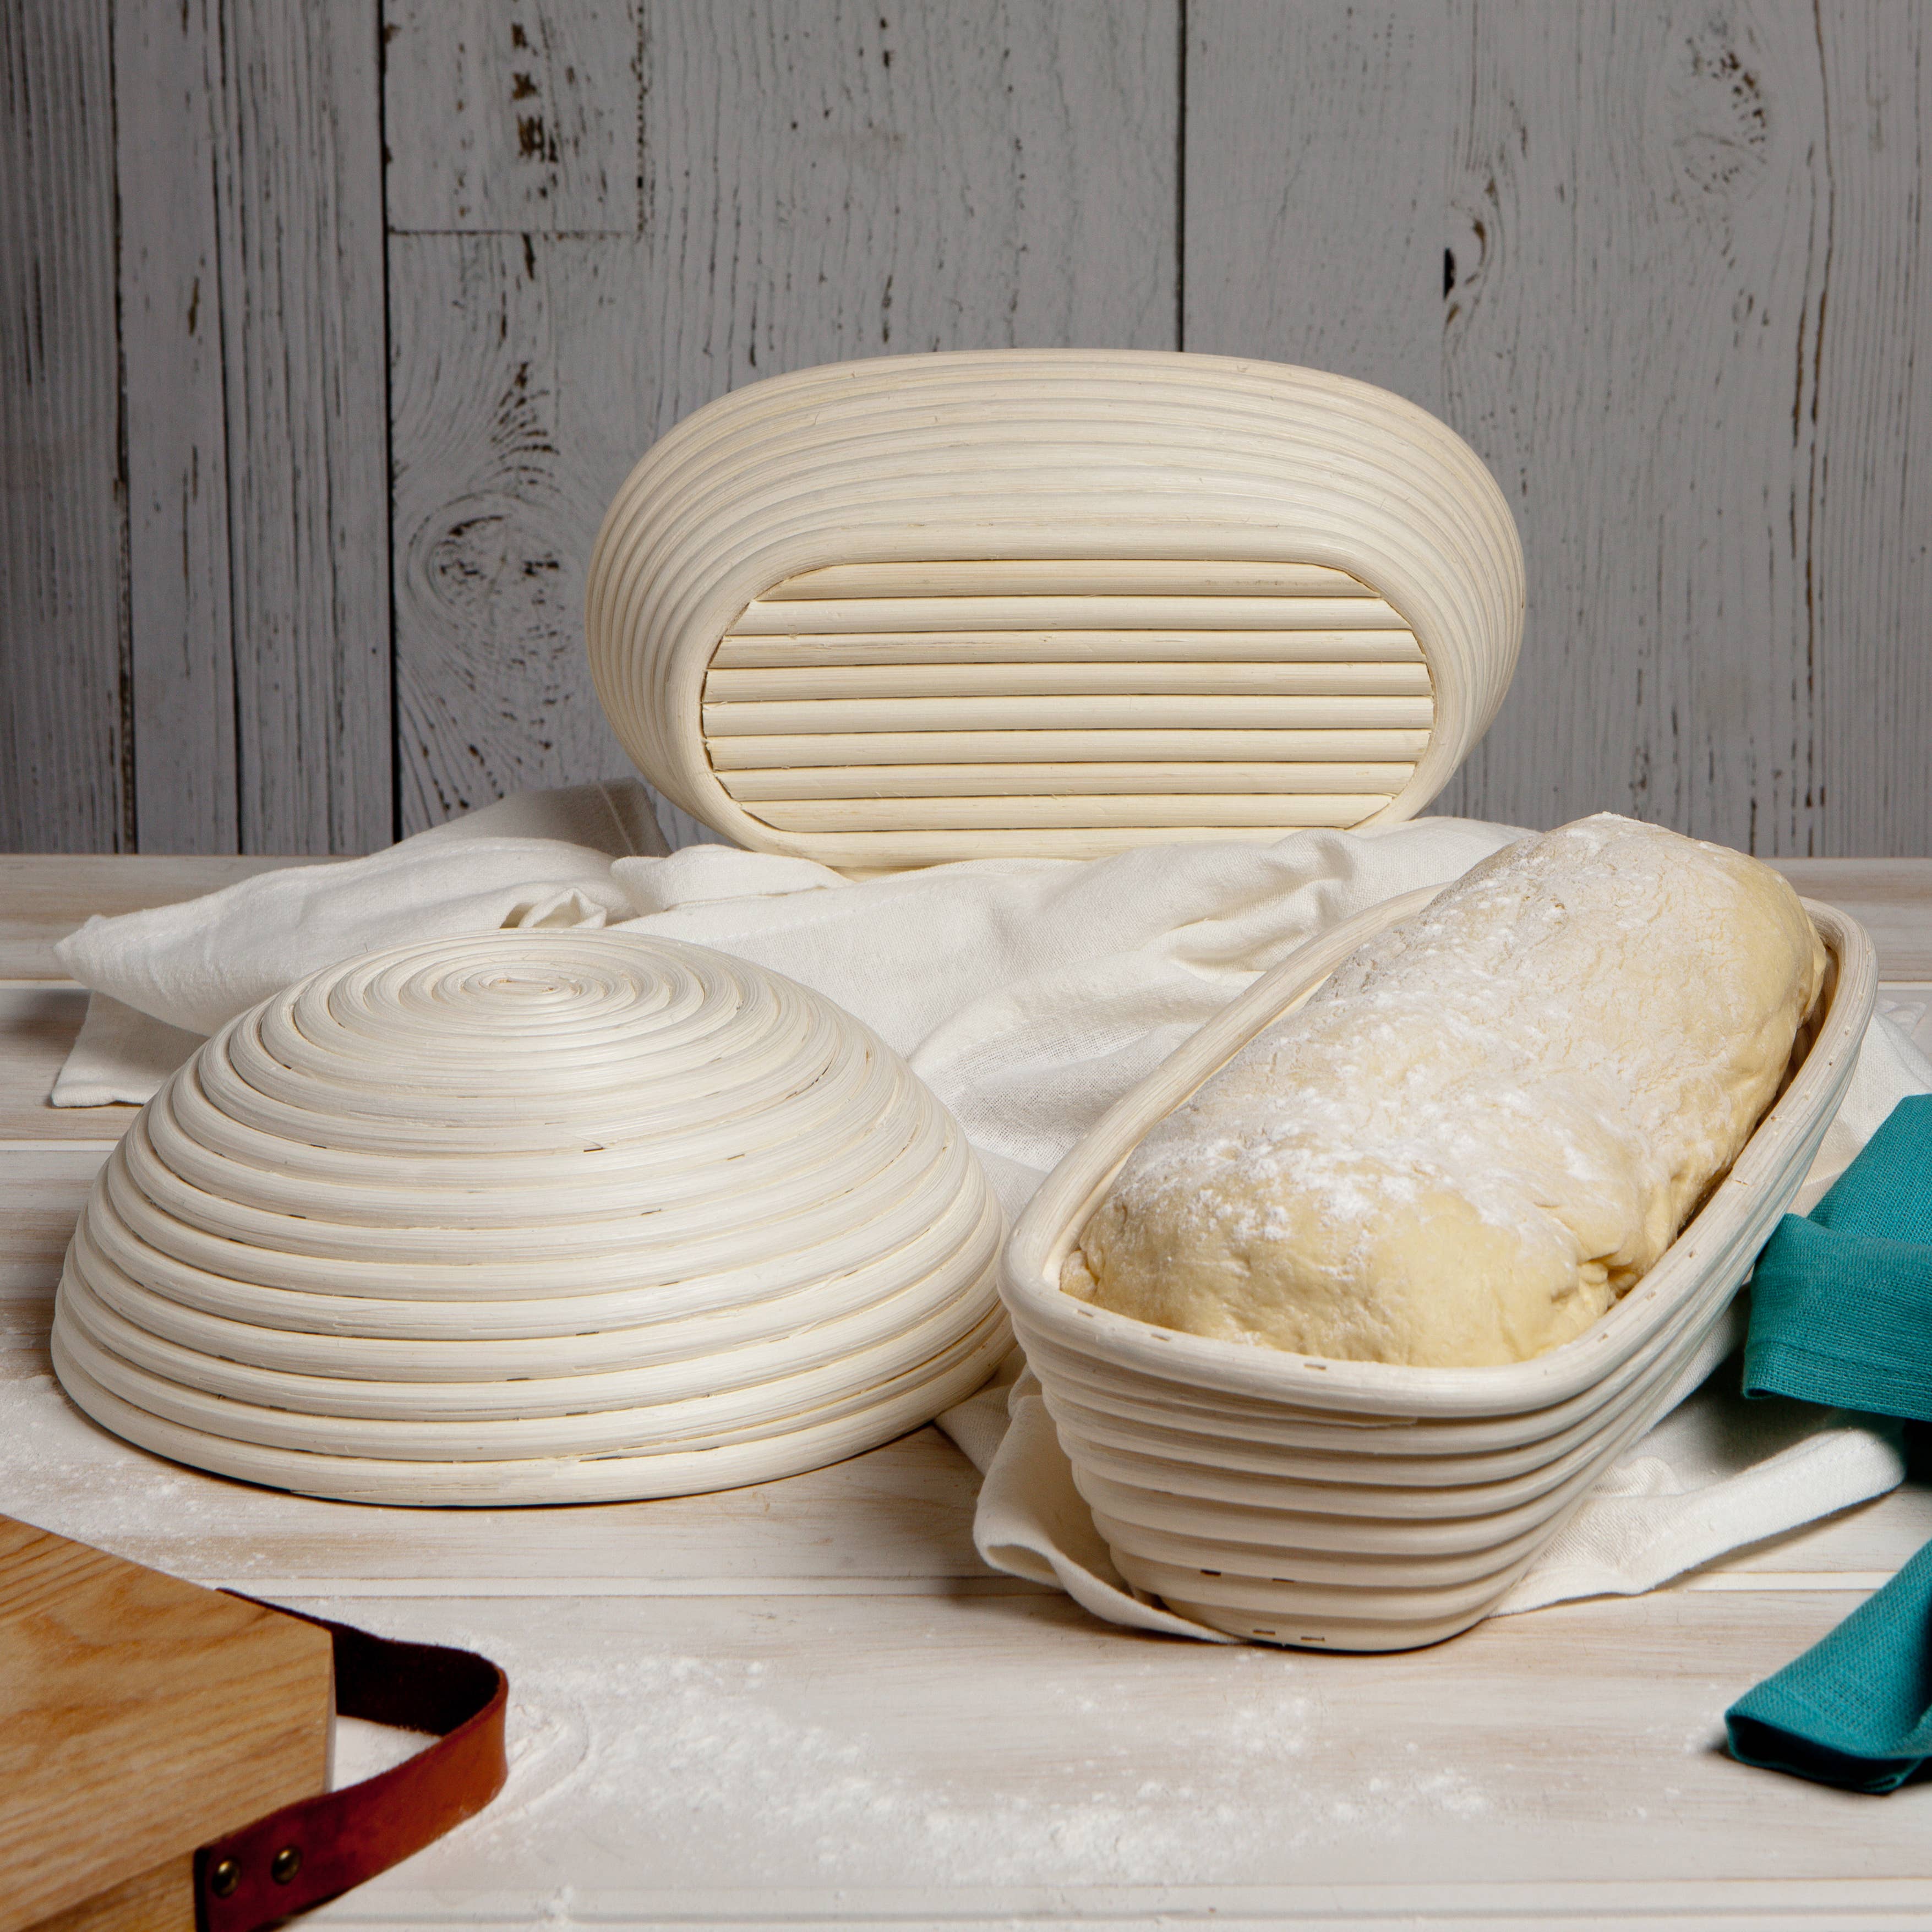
[585,348,1524,872]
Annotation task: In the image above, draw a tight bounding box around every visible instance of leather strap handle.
[195,1602,508,1931]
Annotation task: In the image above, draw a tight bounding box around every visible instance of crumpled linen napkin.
[45,785,1928,1620]
[52,780,663,1068]
[1724,1095,1932,1790]
[54,788,1522,1191]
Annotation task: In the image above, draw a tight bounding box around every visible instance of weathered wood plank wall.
[388,0,1175,849]
[4,1,1928,856]
[1439,1,1833,850]
[220,1,394,855]
[1,4,128,852]
[116,0,236,854]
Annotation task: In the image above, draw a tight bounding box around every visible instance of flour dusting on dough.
[1066,815,1826,1367]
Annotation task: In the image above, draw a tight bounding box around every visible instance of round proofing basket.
[51,930,1008,1505]
[1001,893,1876,1651]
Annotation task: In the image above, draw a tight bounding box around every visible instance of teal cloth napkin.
[1745,1094,1932,1421]
[1727,1093,1932,1791]
[1727,1542,1932,1793]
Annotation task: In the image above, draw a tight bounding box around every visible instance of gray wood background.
[4,1,1926,857]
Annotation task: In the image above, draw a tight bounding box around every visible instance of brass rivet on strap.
[271,1846,302,1884]
[210,1858,241,1897]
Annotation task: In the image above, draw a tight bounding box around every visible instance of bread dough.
[1063,815,1827,1366]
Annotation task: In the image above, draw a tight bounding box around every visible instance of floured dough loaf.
[1063,814,1827,1367]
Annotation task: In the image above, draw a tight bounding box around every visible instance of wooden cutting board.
[0,1515,334,1932]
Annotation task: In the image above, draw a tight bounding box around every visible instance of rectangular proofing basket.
[1000,889,1877,1652]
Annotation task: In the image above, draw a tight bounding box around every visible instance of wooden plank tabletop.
[6,855,1931,1928]
[0,854,323,978]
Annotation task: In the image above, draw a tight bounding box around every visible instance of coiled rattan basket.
[585,348,1524,871]
[1001,890,1877,1652]
[51,930,1008,1504]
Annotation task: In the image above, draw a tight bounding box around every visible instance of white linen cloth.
[50,784,1925,1630]
[53,781,661,1061]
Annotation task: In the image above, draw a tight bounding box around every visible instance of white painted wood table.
[7,855,1932,1929]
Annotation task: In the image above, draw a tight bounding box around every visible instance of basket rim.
[1001,891,1876,1421]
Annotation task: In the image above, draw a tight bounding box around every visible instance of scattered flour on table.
[0,1367,282,1567]
[383,1618,1495,1903]
[0,1360,1500,1893]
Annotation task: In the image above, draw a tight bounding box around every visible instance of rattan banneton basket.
[1001,890,1876,1651]
[52,931,1008,1504]
[585,349,1525,872]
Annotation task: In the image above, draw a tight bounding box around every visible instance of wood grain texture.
[1183,0,1446,412]
[0,1515,331,1931]
[644,0,1179,382]
[1773,858,1932,978]
[1809,3,1932,859]
[387,236,653,832]
[250,1589,1932,1920]
[0,854,321,976]
[114,0,237,855]
[0,1,129,855]
[35,1855,190,1932]
[1436,3,1831,849]
[384,0,641,234]
[0,989,133,1143]
[0,1149,103,1304]
[217,0,392,854]
[14,5,1932,861]
[388,0,1178,849]
[1183,2,1931,860]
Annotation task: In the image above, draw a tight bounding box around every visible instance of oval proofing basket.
[1001,892,1877,1652]
[51,930,1008,1505]
[585,348,1524,871]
